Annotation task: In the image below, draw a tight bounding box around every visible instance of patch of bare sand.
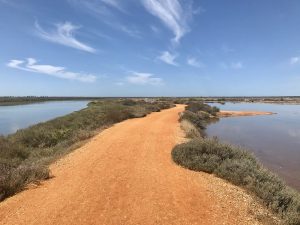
[218,110,274,117]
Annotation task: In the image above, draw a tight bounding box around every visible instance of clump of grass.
[185,102,219,116]
[179,102,219,138]
[180,111,206,130]
[172,130,300,223]
[180,119,202,138]
[0,99,174,201]
[0,162,50,200]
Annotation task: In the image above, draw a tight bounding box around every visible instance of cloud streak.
[187,57,204,68]
[101,0,122,11]
[35,21,96,53]
[7,58,97,82]
[221,61,243,69]
[142,0,193,43]
[68,1,141,38]
[290,57,300,65]
[126,71,163,85]
[119,25,141,38]
[158,51,178,66]
[69,0,124,15]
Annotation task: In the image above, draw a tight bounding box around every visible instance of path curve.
[0,105,274,225]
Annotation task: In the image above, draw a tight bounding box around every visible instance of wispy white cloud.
[7,58,97,82]
[101,0,123,11]
[221,61,243,69]
[126,71,163,85]
[68,0,124,15]
[158,51,178,66]
[290,57,300,65]
[69,0,110,16]
[231,62,243,69]
[150,25,160,34]
[142,0,194,43]
[35,21,96,53]
[89,29,114,41]
[119,25,141,38]
[68,1,140,38]
[187,57,205,68]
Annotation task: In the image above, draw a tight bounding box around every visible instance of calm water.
[207,103,300,190]
[0,101,89,135]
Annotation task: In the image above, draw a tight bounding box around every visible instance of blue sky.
[1,0,300,96]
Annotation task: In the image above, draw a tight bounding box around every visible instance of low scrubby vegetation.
[171,96,300,104]
[179,101,219,138]
[0,96,107,106]
[185,102,219,116]
[172,139,300,224]
[180,120,202,139]
[0,99,174,201]
[172,101,300,225]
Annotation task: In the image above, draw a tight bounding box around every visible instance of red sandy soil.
[0,105,278,225]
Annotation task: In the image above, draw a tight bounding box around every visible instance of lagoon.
[0,101,89,135]
[207,103,300,190]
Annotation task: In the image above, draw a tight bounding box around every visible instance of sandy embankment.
[218,110,274,117]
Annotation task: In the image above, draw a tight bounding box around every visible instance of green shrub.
[179,110,219,138]
[172,138,300,224]
[180,111,206,130]
[0,162,49,201]
[0,99,174,201]
[180,120,202,139]
[0,137,30,160]
[186,102,220,116]
[157,102,175,109]
[121,99,137,106]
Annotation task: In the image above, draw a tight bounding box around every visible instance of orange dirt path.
[0,105,273,225]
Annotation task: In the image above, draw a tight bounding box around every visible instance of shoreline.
[174,102,300,224]
[218,110,274,117]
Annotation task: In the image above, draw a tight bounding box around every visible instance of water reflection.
[0,101,89,135]
[207,103,300,191]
